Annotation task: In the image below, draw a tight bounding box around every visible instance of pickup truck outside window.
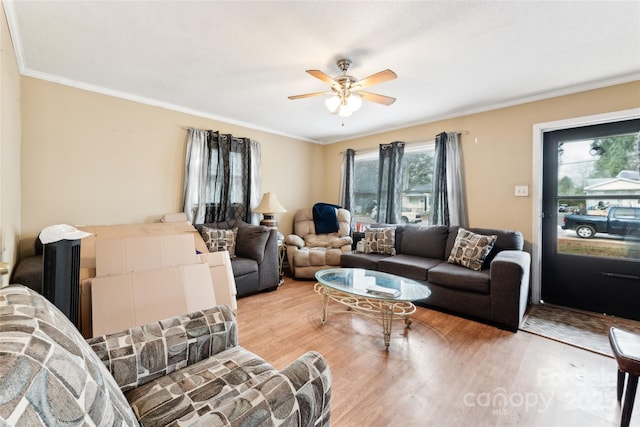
[562,206,640,238]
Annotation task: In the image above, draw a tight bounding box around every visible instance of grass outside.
[558,238,640,260]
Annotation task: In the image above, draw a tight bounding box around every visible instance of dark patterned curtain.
[183,129,261,224]
[430,132,467,226]
[430,132,449,225]
[376,141,404,224]
[339,149,355,231]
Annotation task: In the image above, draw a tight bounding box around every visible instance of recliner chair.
[285,207,352,279]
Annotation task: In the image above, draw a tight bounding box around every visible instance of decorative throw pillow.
[447,228,497,271]
[202,226,238,258]
[235,225,270,263]
[363,226,396,255]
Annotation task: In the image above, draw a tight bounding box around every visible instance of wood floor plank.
[236,278,629,427]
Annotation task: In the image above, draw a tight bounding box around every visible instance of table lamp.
[254,192,287,231]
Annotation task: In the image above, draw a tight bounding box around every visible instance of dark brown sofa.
[341,224,531,331]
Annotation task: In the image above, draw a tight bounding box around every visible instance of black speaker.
[42,239,81,327]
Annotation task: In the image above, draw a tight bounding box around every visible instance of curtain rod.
[339,130,469,156]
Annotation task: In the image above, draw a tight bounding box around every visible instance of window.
[205,146,246,205]
[612,208,636,220]
[183,129,259,225]
[554,128,640,259]
[352,143,435,226]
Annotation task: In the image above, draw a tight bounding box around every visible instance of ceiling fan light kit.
[324,93,363,117]
[324,95,341,114]
[346,93,363,111]
[289,58,397,117]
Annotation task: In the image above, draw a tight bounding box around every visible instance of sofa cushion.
[305,233,341,248]
[363,226,396,255]
[235,224,270,263]
[447,228,497,271]
[340,252,390,270]
[399,225,449,259]
[0,285,139,427]
[378,254,442,281]
[125,346,276,426]
[428,262,491,294]
[291,247,343,267]
[202,226,238,258]
[230,257,259,277]
[325,248,345,266]
[88,305,238,392]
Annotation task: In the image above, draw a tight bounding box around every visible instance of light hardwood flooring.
[236,278,631,427]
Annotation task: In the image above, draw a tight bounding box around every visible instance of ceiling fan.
[288,59,397,117]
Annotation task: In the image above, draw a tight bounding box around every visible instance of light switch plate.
[515,185,529,197]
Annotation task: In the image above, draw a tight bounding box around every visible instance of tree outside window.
[557,132,640,213]
[352,144,435,226]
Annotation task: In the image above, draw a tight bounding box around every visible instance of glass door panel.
[542,119,640,320]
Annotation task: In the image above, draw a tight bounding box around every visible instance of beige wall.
[323,81,640,245]
[11,37,640,260]
[0,5,21,283]
[20,77,323,256]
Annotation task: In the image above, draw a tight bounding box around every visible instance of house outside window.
[558,132,640,214]
[352,143,435,227]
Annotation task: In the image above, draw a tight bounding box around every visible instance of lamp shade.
[254,192,287,214]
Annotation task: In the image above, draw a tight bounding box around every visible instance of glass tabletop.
[315,268,431,301]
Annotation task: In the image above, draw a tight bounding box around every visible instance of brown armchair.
[285,207,352,279]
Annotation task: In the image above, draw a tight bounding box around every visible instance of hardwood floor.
[236,278,629,427]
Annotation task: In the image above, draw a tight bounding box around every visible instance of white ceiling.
[4,1,640,144]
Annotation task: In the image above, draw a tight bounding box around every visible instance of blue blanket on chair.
[313,203,341,234]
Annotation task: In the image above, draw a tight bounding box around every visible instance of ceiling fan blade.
[357,91,396,106]
[288,91,330,100]
[354,69,397,90]
[306,70,339,87]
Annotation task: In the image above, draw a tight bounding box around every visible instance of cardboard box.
[95,234,197,277]
[91,263,215,336]
[77,222,208,269]
[161,212,188,223]
[199,251,238,311]
[79,278,93,339]
[77,221,219,337]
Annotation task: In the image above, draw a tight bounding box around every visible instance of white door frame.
[530,107,640,303]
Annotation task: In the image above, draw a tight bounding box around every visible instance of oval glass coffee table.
[314,268,431,348]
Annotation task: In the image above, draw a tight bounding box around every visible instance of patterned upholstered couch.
[0,284,332,426]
